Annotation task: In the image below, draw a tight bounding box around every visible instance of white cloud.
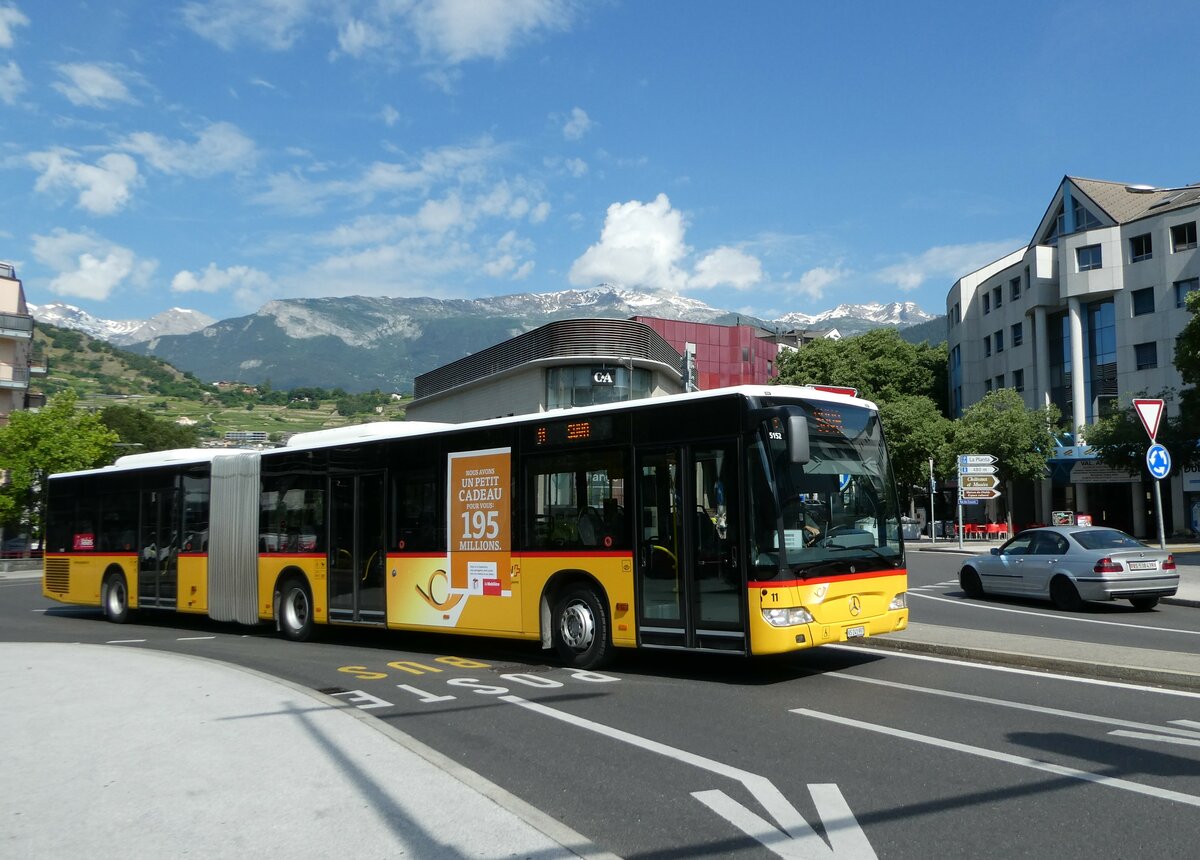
[690,247,763,291]
[52,63,136,108]
[182,0,313,51]
[380,104,401,126]
[337,17,385,57]
[410,0,578,64]
[171,263,273,296]
[874,240,1022,291]
[790,266,847,301]
[0,60,24,105]
[0,5,30,49]
[120,122,257,177]
[569,193,691,292]
[29,150,140,215]
[564,157,587,178]
[562,106,591,140]
[31,229,156,300]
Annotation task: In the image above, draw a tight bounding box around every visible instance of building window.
[952,302,960,325]
[1131,287,1155,316]
[994,330,1004,352]
[1013,369,1025,392]
[1077,244,1102,272]
[950,344,961,369]
[1134,342,1158,370]
[984,379,992,392]
[1176,277,1200,308]
[1011,322,1023,347]
[994,374,1005,389]
[984,334,991,357]
[992,286,1002,308]
[1010,277,1021,301]
[1172,221,1198,252]
[1129,233,1153,262]
[983,293,990,315]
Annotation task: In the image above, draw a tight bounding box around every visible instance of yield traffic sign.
[1133,399,1164,440]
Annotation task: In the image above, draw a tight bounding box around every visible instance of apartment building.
[1,263,45,426]
[946,176,1199,537]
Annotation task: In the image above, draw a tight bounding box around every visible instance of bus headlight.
[889,593,907,610]
[762,607,815,627]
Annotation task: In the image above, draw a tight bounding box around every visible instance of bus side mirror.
[788,415,810,464]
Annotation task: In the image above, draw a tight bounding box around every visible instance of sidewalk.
[0,642,614,860]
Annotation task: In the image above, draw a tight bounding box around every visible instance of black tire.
[103,572,129,624]
[1050,576,1083,612]
[279,577,315,642]
[959,566,983,598]
[552,585,611,669]
[1129,596,1160,611]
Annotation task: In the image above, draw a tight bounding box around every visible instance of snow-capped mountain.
[30,303,216,346]
[775,301,935,329]
[33,287,936,392]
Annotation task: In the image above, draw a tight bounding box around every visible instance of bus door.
[328,473,387,624]
[636,442,743,652]
[138,480,180,608]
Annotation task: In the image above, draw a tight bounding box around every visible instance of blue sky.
[3,0,1198,324]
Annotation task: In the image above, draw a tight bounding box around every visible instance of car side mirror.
[990,547,1000,556]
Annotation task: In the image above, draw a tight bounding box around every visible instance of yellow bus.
[42,385,909,667]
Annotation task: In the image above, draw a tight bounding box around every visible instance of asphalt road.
[4,563,1200,859]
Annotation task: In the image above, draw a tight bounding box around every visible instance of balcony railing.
[0,364,30,389]
[0,312,34,339]
[28,350,47,375]
[25,391,46,409]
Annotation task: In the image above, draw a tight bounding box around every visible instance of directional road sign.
[960,488,1001,500]
[1146,443,1171,480]
[958,454,997,466]
[959,464,998,475]
[961,475,1000,489]
[1133,399,1164,441]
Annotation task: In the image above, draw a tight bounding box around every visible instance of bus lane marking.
[500,693,874,859]
[792,708,1200,809]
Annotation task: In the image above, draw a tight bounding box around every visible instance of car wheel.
[1050,576,1082,612]
[279,577,315,642]
[103,572,129,624]
[1129,596,1159,611]
[552,585,611,669]
[959,566,983,598]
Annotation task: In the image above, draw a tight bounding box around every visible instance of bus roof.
[50,447,254,480]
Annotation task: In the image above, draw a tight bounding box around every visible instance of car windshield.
[1070,528,1144,551]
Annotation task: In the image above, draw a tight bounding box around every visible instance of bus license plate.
[1128,561,1157,570]
[846,626,865,638]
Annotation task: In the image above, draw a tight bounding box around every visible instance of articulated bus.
[42,385,909,667]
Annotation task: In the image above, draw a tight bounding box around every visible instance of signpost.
[956,454,1000,548]
[1134,399,1168,549]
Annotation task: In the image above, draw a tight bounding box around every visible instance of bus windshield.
[748,398,903,579]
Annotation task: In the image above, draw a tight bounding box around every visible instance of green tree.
[0,391,118,538]
[99,404,199,452]
[879,395,953,513]
[774,328,948,412]
[952,389,1059,522]
[1175,288,1200,383]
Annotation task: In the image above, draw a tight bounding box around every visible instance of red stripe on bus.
[258,552,325,559]
[519,551,633,559]
[748,569,908,588]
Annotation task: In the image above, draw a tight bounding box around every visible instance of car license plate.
[846,625,865,639]
[1128,561,1157,571]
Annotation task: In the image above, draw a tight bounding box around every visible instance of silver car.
[959,526,1178,611]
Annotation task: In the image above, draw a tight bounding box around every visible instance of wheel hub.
[559,600,595,651]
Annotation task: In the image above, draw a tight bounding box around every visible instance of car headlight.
[889,593,907,610]
[762,607,815,627]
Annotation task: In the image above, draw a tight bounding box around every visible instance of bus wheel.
[279,578,314,642]
[552,586,610,669]
[103,573,129,624]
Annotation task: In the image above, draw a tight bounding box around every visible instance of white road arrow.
[500,694,875,858]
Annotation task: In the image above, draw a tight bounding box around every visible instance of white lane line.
[176,636,217,641]
[824,673,1200,738]
[792,708,1200,808]
[106,639,146,644]
[1172,720,1200,730]
[1110,731,1200,748]
[827,645,1200,699]
[909,591,1200,635]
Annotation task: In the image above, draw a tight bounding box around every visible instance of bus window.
[392,469,442,552]
[525,449,628,550]
[99,488,138,552]
[260,475,324,553]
